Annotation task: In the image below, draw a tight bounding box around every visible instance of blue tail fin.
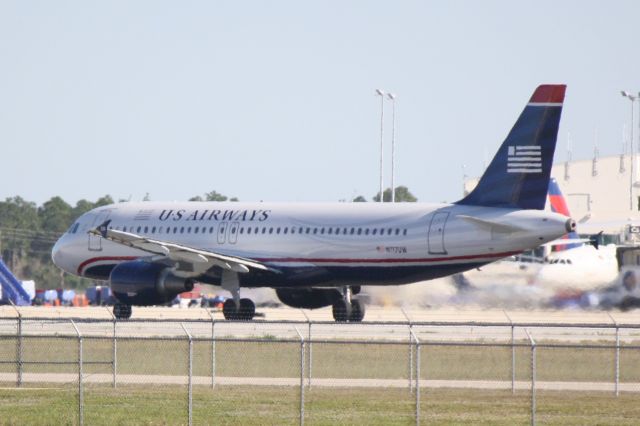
[456,85,566,210]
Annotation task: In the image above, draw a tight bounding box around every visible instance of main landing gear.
[113,303,132,320]
[331,286,365,322]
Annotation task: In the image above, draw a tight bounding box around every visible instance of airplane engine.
[109,261,194,306]
[275,288,342,309]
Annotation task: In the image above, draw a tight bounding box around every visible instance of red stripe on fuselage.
[77,250,520,276]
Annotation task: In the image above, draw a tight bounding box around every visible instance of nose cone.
[52,235,75,274]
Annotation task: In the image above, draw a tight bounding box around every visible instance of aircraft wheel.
[239,298,256,320]
[222,299,239,320]
[332,299,351,322]
[114,303,132,320]
[349,298,365,322]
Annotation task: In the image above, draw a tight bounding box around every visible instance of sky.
[1,1,639,206]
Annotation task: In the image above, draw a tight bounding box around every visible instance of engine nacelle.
[276,288,342,309]
[109,261,194,306]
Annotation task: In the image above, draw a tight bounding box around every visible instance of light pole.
[621,90,639,211]
[387,93,397,202]
[376,89,385,202]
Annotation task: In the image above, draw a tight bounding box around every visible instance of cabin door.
[427,211,449,255]
[88,210,111,251]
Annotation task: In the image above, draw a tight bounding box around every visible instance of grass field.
[2,336,640,383]
[0,385,639,425]
[2,336,640,424]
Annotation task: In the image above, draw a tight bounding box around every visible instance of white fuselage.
[52,201,571,289]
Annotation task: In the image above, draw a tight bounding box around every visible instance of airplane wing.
[89,220,270,275]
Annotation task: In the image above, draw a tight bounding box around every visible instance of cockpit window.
[68,223,80,234]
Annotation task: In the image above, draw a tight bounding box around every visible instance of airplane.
[533,178,618,291]
[51,84,574,321]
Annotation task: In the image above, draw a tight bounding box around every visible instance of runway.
[1,305,640,343]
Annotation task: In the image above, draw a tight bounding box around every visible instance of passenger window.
[387,229,392,235]
[195,227,199,234]
[343,228,348,235]
[313,228,318,234]
[306,227,310,234]
[123,226,127,232]
[180,227,185,234]
[276,227,280,234]
[231,226,236,234]
[350,228,355,235]
[269,228,273,234]
[357,228,362,235]
[403,229,407,236]
[365,229,370,235]
[328,228,333,235]
[152,226,156,233]
[174,227,178,233]
[372,229,377,235]
[284,227,288,234]
[395,229,400,235]
[136,226,141,233]
[262,227,266,234]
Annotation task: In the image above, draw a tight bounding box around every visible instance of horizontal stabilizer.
[457,215,527,233]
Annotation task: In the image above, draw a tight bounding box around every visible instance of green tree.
[189,190,239,202]
[353,195,367,202]
[39,197,73,233]
[373,186,417,203]
[94,195,114,207]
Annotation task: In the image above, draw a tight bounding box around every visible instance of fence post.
[295,326,305,426]
[208,310,216,389]
[9,301,22,387]
[607,312,619,397]
[411,329,421,426]
[181,323,193,426]
[401,308,413,391]
[106,307,117,388]
[504,310,515,395]
[70,320,83,426]
[525,328,536,426]
[301,309,312,389]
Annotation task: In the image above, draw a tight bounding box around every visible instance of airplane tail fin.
[548,177,580,250]
[456,85,566,210]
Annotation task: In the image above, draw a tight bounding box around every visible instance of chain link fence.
[1,311,640,425]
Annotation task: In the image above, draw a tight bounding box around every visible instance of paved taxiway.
[1,305,639,343]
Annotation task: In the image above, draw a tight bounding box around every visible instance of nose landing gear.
[222,298,256,321]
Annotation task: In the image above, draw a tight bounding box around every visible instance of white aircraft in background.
[52,84,573,321]
[459,177,618,296]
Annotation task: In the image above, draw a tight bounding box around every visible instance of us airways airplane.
[52,84,574,321]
